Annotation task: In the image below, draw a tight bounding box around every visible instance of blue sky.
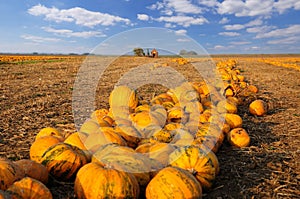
[0,0,300,54]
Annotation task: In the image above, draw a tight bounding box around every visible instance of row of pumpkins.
[0,59,267,199]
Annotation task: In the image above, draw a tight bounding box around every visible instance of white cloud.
[166,0,202,14]
[256,24,300,38]
[147,2,165,10]
[267,36,300,44]
[246,18,263,27]
[165,23,176,28]
[148,0,202,15]
[174,29,187,36]
[137,14,150,21]
[21,34,61,43]
[214,45,226,50]
[198,0,220,7]
[246,25,275,33]
[217,0,274,17]
[155,15,208,27]
[177,38,191,42]
[223,18,263,30]
[219,17,229,24]
[274,0,300,14]
[219,32,240,36]
[223,24,245,30]
[42,27,106,38]
[217,0,300,17]
[28,4,131,27]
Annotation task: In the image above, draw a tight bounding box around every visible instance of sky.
[0,0,300,55]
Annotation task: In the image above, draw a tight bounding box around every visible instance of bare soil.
[0,55,299,198]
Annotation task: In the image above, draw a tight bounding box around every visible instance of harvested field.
[0,55,299,198]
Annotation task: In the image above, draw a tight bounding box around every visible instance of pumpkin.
[151,129,174,143]
[93,115,114,127]
[6,177,52,199]
[161,101,175,110]
[226,96,241,106]
[93,144,163,182]
[135,104,151,113]
[109,85,138,111]
[227,128,250,147]
[164,122,184,131]
[169,145,217,190]
[224,113,243,129]
[84,127,127,153]
[192,135,221,153]
[92,152,155,188]
[170,129,194,146]
[149,105,167,127]
[130,111,153,128]
[0,159,24,190]
[64,132,89,153]
[184,101,204,114]
[167,82,199,103]
[29,136,62,163]
[35,127,64,141]
[74,162,140,199]
[136,142,177,166]
[79,119,100,135]
[92,144,135,161]
[247,84,258,93]
[40,143,89,181]
[150,93,174,105]
[114,125,142,148]
[14,159,49,184]
[145,166,202,199]
[216,100,238,114]
[167,106,188,123]
[249,99,267,116]
[148,143,177,166]
[64,132,92,162]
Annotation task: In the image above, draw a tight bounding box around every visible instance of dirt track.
[0,55,299,198]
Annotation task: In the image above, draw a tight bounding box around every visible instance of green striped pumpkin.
[40,143,89,181]
[169,145,217,190]
[74,162,140,199]
[146,166,202,199]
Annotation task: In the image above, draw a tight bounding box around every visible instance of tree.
[133,48,145,56]
[179,49,198,56]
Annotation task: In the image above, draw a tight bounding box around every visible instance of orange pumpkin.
[114,125,142,148]
[249,99,267,116]
[79,119,100,135]
[35,127,64,141]
[146,166,202,199]
[0,159,24,190]
[84,127,127,153]
[14,159,49,184]
[224,113,243,129]
[109,85,138,112]
[217,100,238,114]
[6,177,52,199]
[74,162,140,199]
[169,145,217,190]
[227,128,250,147]
[40,143,89,181]
[29,136,62,163]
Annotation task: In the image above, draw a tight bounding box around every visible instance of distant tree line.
[179,49,198,56]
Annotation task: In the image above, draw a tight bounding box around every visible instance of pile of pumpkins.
[0,59,268,199]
